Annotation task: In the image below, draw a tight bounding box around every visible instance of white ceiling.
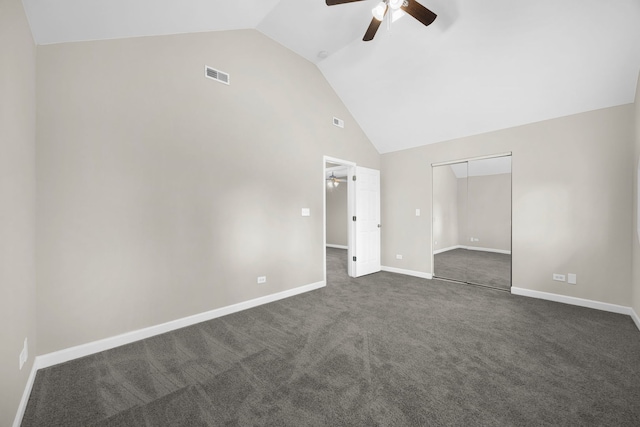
[22,0,640,154]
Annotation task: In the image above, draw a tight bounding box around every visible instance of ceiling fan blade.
[363,10,387,41]
[401,0,437,27]
[363,18,382,41]
[326,0,367,5]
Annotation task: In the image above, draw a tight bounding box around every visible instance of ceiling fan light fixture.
[327,172,341,188]
[372,2,387,21]
[327,179,339,188]
[388,0,404,10]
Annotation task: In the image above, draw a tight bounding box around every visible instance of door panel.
[354,166,380,277]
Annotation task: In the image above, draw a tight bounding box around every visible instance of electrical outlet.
[415,209,421,216]
[257,276,267,284]
[396,254,403,260]
[553,273,566,282]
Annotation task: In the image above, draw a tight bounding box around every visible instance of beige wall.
[633,71,640,317]
[36,30,379,354]
[382,105,634,306]
[326,182,348,247]
[451,172,512,252]
[456,176,468,248]
[432,165,459,250]
[467,173,512,252]
[0,0,37,424]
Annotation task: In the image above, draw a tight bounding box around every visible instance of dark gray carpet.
[22,248,640,426]
[435,248,511,290]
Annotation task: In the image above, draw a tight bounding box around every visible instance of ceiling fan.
[327,172,347,188]
[326,0,437,41]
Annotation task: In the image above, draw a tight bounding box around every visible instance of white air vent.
[205,66,230,85]
[333,117,344,128]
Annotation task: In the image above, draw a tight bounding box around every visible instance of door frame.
[323,156,357,282]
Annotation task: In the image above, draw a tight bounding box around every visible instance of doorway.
[324,157,356,281]
[325,160,351,278]
[323,156,381,283]
[432,154,512,291]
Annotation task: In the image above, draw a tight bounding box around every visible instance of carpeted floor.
[435,248,511,290]
[22,248,640,426]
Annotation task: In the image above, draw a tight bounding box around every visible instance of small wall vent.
[205,66,230,85]
[333,117,344,128]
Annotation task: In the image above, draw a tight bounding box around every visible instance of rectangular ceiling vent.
[205,66,230,85]
[333,117,344,128]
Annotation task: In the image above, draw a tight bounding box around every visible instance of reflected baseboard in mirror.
[434,248,511,291]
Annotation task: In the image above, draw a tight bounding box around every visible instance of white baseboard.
[381,266,432,280]
[13,359,40,427]
[14,280,324,426]
[433,245,511,255]
[466,246,511,255]
[433,245,464,255]
[631,308,640,332]
[511,287,634,316]
[36,280,325,370]
[326,244,348,250]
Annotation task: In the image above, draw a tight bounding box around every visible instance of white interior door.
[353,166,381,277]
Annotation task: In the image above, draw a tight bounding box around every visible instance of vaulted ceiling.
[22,0,640,153]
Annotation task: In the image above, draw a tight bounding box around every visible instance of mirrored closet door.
[432,155,512,290]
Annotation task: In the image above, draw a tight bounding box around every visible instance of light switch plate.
[301,208,310,217]
[415,209,421,216]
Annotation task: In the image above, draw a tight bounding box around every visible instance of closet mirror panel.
[432,162,468,283]
[433,155,512,290]
[466,156,512,289]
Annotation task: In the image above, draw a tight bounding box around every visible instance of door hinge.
[353,256,357,262]
[352,216,356,221]
[352,175,357,181]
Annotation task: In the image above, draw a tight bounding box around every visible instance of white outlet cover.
[415,209,421,216]
[396,254,403,259]
[553,274,566,282]
[301,208,310,217]
[567,273,577,285]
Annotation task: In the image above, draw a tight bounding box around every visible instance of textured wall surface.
[0,0,37,424]
[326,182,348,247]
[36,29,379,354]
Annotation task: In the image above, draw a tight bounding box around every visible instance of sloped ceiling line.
[21,0,640,153]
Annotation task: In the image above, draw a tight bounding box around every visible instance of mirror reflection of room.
[433,156,512,290]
